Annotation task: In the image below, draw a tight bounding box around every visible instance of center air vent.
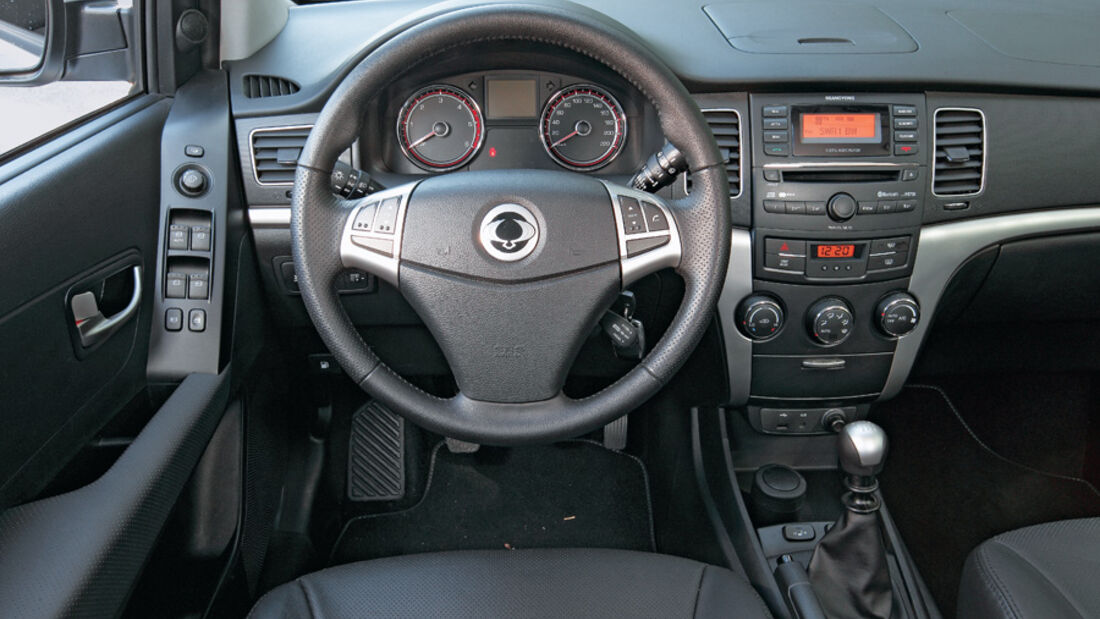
[243,74,301,99]
[686,109,742,198]
[250,126,311,185]
[933,108,985,196]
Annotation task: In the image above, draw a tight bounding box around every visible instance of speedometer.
[397,85,484,171]
[540,85,627,171]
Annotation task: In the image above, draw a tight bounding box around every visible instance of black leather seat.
[958,518,1100,618]
[248,548,772,618]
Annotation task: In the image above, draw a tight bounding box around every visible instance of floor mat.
[330,440,655,565]
[871,381,1100,617]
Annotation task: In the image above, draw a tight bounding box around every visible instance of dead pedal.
[347,401,405,501]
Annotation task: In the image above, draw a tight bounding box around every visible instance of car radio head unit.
[792,105,890,156]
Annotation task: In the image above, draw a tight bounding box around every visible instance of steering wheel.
[292,2,730,445]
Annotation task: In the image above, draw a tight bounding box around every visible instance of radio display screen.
[815,244,858,259]
[800,113,881,143]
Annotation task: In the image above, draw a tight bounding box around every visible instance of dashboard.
[169,0,1100,429]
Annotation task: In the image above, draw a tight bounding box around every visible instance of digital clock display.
[800,113,880,143]
[816,244,857,259]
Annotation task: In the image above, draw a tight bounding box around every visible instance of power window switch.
[188,309,206,332]
[188,273,209,300]
[165,308,183,331]
[190,226,211,251]
[168,225,190,250]
[165,272,187,298]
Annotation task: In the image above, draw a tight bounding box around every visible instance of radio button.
[858,201,878,215]
[765,144,790,156]
[879,201,898,213]
[785,201,806,215]
[763,200,786,214]
[765,239,806,256]
[899,200,918,212]
[826,193,857,222]
[763,105,788,117]
[763,169,781,182]
[894,144,918,156]
[764,131,789,143]
[901,168,919,181]
[806,201,827,215]
[895,131,918,142]
[893,105,918,116]
[894,118,918,130]
[763,118,788,129]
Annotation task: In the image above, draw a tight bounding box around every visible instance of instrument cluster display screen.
[800,113,880,143]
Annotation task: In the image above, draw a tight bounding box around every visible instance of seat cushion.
[958,518,1100,618]
[249,548,772,618]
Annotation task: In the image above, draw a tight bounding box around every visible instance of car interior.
[2,0,1100,617]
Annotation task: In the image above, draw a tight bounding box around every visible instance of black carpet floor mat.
[871,379,1100,617]
[330,440,655,565]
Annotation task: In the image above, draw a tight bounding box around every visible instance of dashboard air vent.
[250,126,311,185]
[686,109,741,198]
[243,74,301,98]
[933,108,985,196]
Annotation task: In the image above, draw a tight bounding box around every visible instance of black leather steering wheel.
[292,2,730,445]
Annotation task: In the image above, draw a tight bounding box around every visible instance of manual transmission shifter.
[809,421,894,619]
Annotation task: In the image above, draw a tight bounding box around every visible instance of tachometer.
[540,84,627,171]
[397,85,484,171]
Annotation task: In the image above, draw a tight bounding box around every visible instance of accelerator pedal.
[347,401,405,501]
[603,414,629,451]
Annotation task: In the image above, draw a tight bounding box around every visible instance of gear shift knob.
[837,420,888,478]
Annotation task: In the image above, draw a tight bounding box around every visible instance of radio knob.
[876,292,920,337]
[736,295,784,341]
[827,193,857,222]
[807,297,854,346]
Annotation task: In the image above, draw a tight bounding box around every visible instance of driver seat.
[248,548,772,618]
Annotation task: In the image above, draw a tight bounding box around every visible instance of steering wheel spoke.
[603,182,683,287]
[339,183,417,287]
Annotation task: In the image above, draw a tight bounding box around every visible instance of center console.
[733,94,928,433]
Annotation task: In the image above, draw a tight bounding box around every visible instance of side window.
[0,0,140,157]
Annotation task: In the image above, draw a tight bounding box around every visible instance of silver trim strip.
[248,124,313,187]
[340,184,418,287]
[931,107,987,198]
[717,228,755,406]
[248,207,291,228]
[880,206,1100,399]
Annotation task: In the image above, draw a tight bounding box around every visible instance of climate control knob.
[876,292,920,337]
[736,295,784,341]
[827,193,857,222]
[807,297,854,346]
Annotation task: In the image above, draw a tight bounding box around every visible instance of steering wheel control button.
[641,201,669,231]
[876,292,920,337]
[625,235,669,257]
[190,226,211,251]
[352,202,378,232]
[165,308,183,332]
[188,309,206,332]
[618,197,646,234]
[807,297,854,346]
[478,203,539,262]
[168,225,190,250]
[374,198,400,234]
[165,272,187,299]
[351,236,394,258]
[736,295,785,341]
[827,193,857,222]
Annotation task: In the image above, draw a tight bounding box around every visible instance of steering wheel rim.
[292,1,730,445]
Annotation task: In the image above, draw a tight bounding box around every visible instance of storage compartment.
[704,3,917,54]
[751,352,893,398]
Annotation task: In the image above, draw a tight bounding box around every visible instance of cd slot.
[780,169,901,183]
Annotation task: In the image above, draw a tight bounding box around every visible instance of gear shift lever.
[808,420,894,619]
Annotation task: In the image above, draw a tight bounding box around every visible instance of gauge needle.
[550,130,579,148]
[408,131,438,149]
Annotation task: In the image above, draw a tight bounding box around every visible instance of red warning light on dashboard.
[489,147,497,157]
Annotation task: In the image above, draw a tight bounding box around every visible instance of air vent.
[686,109,741,198]
[250,125,311,185]
[933,108,985,196]
[243,74,301,98]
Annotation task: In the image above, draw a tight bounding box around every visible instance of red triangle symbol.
[780,242,789,252]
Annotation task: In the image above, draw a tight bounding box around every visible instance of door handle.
[71,265,142,349]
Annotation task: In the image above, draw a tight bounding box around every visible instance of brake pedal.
[603,415,628,451]
[347,402,405,501]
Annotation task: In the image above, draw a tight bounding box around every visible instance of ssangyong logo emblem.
[479,204,539,262]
